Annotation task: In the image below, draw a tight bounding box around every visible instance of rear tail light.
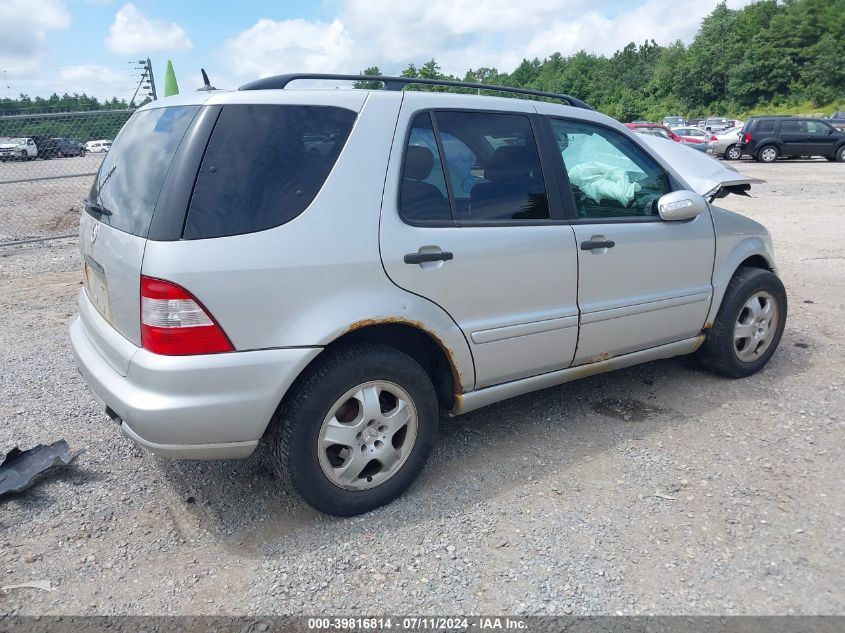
[140,276,234,355]
[744,132,752,143]
[710,135,718,142]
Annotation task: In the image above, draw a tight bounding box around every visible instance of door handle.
[404,251,454,264]
[580,239,615,250]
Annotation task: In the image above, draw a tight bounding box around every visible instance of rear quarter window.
[755,120,776,134]
[87,106,200,236]
[183,105,357,240]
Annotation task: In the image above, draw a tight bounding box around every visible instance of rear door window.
[780,120,805,134]
[434,111,549,222]
[87,106,200,236]
[183,105,356,239]
[398,110,550,223]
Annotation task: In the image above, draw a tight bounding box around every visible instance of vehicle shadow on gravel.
[155,325,810,555]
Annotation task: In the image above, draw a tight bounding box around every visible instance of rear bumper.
[70,309,321,459]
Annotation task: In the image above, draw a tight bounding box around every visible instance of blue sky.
[2,0,753,102]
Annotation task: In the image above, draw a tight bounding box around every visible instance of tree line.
[0,93,144,117]
[357,0,844,121]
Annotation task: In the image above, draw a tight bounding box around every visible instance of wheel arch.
[271,318,470,427]
[326,321,460,411]
[706,236,776,326]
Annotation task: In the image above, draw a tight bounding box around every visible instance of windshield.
[87,106,199,236]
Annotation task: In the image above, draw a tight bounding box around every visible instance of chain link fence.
[0,109,134,245]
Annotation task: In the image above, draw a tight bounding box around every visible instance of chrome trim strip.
[471,314,579,344]
[580,291,711,325]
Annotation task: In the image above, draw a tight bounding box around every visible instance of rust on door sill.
[585,352,613,364]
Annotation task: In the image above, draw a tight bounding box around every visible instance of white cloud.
[0,0,71,66]
[106,3,192,55]
[58,64,139,100]
[222,0,757,82]
[224,18,351,78]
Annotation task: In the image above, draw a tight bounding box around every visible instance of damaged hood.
[637,135,763,199]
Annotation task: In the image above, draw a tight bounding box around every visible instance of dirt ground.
[0,159,843,616]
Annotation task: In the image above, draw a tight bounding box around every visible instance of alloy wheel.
[317,381,419,491]
[733,291,779,362]
[760,147,777,162]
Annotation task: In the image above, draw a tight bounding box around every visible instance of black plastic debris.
[0,440,79,497]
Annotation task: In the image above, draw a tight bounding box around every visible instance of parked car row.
[0,136,111,161]
[633,114,845,163]
[661,116,743,133]
[625,122,715,154]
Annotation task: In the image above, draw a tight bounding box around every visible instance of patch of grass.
[739,100,845,119]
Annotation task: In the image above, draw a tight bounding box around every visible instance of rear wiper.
[83,197,112,216]
[86,165,117,217]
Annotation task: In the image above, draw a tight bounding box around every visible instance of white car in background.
[0,137,38,161]
[85,140,113,153]
[710,126,744,160]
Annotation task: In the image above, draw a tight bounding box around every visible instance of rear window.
[87,106,200,236]
[183,105,357,240]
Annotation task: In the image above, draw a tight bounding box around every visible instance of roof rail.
[238,73,593,110]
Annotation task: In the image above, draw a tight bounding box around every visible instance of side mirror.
[657,190,707,221]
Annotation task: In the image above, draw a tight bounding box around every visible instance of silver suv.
[70,74,787,516]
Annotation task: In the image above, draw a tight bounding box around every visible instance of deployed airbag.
[567,161,641,206]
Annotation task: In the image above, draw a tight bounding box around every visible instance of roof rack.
[238,73,594,110]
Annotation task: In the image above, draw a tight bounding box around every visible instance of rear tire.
[757,146,779,163]
[269,343,439,516]
[724,145,741,161]
[698,267,787,378]
[836,146,845,162]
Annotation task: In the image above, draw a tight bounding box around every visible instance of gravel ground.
[0,159,843,616]
[0,154,103,242]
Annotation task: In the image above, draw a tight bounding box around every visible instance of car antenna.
[198,68,216,91]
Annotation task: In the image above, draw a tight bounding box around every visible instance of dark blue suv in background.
[738,116,845,162]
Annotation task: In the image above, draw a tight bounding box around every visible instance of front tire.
[724,144,741,160]
[269,343,439,516]
[698,267,787,378]
[757,146,779,163]
[835,146,845,163]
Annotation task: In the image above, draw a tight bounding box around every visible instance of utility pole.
[130,59,157,107]
[145,58,158,101]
